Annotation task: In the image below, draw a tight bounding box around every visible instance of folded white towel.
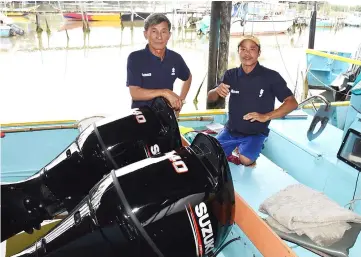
[259,184,361,246]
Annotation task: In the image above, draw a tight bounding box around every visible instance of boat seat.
[230,154,299,219]
[271,223,361,257]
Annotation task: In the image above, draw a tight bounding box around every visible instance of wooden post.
[216,1,232,108]
[308,2,317,49]
[130,0,134,29]
[207,1,232,109]
[206,1,221,109]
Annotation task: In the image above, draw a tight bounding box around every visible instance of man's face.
[144,21,171,50]
[238,39,260,66]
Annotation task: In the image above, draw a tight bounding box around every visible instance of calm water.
[1,13,361,123]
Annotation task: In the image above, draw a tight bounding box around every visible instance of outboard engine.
[1,98,181,242]
[11,133,235,257]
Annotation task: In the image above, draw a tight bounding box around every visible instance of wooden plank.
[181,134,297,256]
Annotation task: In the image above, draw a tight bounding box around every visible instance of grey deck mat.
[270,222,361,257]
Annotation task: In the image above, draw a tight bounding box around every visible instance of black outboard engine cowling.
[12,133,235,257]
[1,98,181,242]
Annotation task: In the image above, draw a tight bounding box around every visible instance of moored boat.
[2,73,361,257]
[63,12,121,22]
[0,24,14,37]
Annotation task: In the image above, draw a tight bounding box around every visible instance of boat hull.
[0,26,12,37]
[63,12,121,21]
[230,18,294,35]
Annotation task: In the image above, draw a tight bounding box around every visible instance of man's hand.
[216,83,230,98]
[163,89,182,111]
[243,112,270,123]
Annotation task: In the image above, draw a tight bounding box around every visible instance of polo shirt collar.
[238,62,262,77]
[145,44,169,61]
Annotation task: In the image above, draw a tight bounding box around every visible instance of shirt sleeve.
[126,54,142,87]
[215,70,231,88]
[271,72,293,102]
[177,55,191,81]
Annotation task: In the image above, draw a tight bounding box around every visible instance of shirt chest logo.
[171,67,175,76]
[259,89,264,97]
[231,89,239,94]
[142,73,152,77]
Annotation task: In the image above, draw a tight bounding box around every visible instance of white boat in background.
[230,1,295,35]
[344,13,361,27]
[230,15,294,35]
[196,1,295,36]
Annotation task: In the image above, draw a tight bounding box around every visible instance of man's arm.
[244,72,298,122]
[266,95,298,120]
[244,96,298,122]
[207,83,230,102]
[128,86,167,101]
[208,71,230,102]
[208,87,220,102]
[129,86,182,111]
[179,73,192,101]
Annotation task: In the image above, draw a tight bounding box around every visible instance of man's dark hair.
[144,13,171,31]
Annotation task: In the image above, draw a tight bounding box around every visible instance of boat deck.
[264,112,361,212]
[2,115,361,256]
[220,155,323,257]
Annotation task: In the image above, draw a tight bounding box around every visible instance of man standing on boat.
[126,13,192,114]
[207,35,298,166]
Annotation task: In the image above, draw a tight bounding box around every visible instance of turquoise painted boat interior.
[306,51,352,88]
[1,127,78,183]
[270,104,349,130]
[183,109,361,256]
[0,26,11,37]
[316,19,333,27]
[2,99,361,256]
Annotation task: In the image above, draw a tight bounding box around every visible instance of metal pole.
[308,2,317,49]
[206,1,221,109]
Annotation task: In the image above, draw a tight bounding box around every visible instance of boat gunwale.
[0,110,227,128]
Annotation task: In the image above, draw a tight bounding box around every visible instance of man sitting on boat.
[207,35,298,166]
[126,13,192,115]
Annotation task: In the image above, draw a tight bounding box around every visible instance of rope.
[307,70,353,97]
[345,198,361,211]
[269,5,296,90]
[345,172,361,211]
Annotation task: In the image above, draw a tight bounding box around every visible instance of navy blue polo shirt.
[126,44,190,108]
[220,62,293,136]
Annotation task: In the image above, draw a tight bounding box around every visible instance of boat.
[0,24,14,37]
[0,5,39,17]
[63,12,121,22]
[316,17,334,28]
[0,13,25,36]
[196,1,294,36]
[230,1,294,35]
[305,47,361,107]
[2,72,361,257]
[62,11,152,22]
[344,13,361,27]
